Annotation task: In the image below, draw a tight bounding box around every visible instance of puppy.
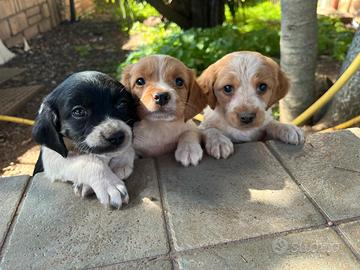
[32,71,138,208]
[198,51,304,159]
[121,55,207,166]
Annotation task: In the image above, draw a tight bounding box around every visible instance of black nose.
[239,112,256,124]
[105,131,125,146]
[154,92,170,106]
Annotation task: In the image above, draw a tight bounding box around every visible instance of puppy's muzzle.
[103,130,125,146]
[154,92,171,106]
[84,118,132,154]
[239,112,256,124]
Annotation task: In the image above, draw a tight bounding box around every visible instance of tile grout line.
[333,215,360,225]
[332,226,360,262]
[84,255,170,270]
[172,223,329,257]
[154,157,178,270]
[264,142,331,223]
[0,175,33,261]
[86,225,331,270]
[265,142,360,263]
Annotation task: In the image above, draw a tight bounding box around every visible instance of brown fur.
[121,55,207,122]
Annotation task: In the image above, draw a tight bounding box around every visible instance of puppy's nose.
[105,131,125,146]
[154,92,170,106]
[239,112,256,124]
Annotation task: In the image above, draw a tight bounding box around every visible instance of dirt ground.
[0,16,129,176]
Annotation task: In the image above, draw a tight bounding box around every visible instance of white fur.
[200,52,305,159]
[42,145,135,208]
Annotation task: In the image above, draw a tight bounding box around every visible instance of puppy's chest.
[133,121,186,157]
[225,125,266,143]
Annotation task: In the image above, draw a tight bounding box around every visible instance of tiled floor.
[0,129,359,270]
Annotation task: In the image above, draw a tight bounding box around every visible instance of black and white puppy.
[32,71,138,209]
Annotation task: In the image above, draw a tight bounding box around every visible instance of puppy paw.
[112,164,133,180]
[92,178,129,209]
[277,124,305,145]
[73,183,94,197]
[205,134,234,159]
[175,142,203,167]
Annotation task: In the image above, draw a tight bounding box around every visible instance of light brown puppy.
[198,51,304,159]
[121,55,208,166]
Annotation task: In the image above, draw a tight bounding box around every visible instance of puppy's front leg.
[175,129,203,167]
[202,127,234,159]
[109,146,135,180]
[265,120,305,145]
[42,147,129,208]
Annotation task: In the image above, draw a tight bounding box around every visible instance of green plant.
[318,16,354,61]
[118,1,354,76]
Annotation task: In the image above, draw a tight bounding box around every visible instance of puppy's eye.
[223,85,234,94]
[116,100,128,110]
[257,83,268,94]
[175,77,184,87]
[135,77,145,86]
[72,106,87,119]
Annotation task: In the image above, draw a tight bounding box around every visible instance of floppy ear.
[197,64,217,109]
[32,103,68,157]
[184,70,208,122]
[268,68,290,108]
[120,64,133,90]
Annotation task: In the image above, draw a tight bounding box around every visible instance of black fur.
[33,149,44,174]
[32,71,138,175]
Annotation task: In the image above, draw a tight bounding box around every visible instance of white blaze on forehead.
[230,53,263,83]
[228,53,266,111]
[154,55,177,105]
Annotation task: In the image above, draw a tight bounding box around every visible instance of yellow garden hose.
[193,113,204,122]
[0,115,35,126]
[320,115,360,133]
[292,52,360,126]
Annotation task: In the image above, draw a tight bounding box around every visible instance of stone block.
[8,12,28,34]
[177,228,360,269]
[0,176,29,248]
[0,20,12,40]
[158,142,324,251]
[267,129,360,221]
[0,159,169,269]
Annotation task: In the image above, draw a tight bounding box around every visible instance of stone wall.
[0,0,95,48]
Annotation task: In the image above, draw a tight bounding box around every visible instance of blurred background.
[0,0,359,176]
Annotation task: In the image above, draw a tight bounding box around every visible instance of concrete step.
[0,68,26,85]
[0,85,44,115]
[0,129,360,269]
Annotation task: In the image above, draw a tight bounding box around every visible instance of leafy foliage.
[318,16,354,62]
[117,1,354,76]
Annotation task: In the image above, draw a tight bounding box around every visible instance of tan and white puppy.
[121,55,208,166]
[198,51,304,159]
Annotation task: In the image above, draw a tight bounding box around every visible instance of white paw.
[205,133,234,159]
[175,142,203,167]
[112,164,133,180]
[73,183,94,197]
[277,124,305,145]
[91,178,129,209]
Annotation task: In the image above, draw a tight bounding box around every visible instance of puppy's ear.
[197,64,217,109]
[268,68,289,108]
[32,103,68,157]
[184,70,208,122]
[120,64,133,90]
